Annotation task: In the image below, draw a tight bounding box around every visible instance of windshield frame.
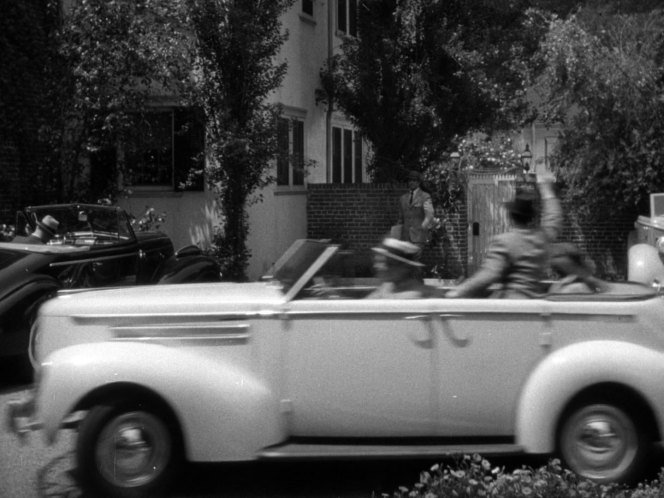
[264,239,340,301]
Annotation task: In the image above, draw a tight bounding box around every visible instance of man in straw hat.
[446,175,562,299]
[12,214,60,245]
[367,237,445,299]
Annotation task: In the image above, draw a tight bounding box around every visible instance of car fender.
[516,340,664,453]
[38,342,283,461]
[628,243,664,285]
[153,246,221,283]
[0,274,60,316]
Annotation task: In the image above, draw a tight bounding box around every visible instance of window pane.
[354,133,362,183]
[349,0,357,36]
[302,0,313,16]
[293,120,304,186]
[277,118,290,186]
[337,0,346,33]
[332,127,342,183]
[343,129,353,184]
[126,112,173,186]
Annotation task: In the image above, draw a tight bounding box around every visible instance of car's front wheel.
[76,401,182,497]
[558,402,648,484]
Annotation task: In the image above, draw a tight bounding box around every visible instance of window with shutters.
[277,117,305,187]
[332,126,363,184]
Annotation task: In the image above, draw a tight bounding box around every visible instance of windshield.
[24,205,134,245]
[268,240,332,294]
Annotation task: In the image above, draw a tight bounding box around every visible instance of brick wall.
[307,183,634,280]
[307,183,467,278]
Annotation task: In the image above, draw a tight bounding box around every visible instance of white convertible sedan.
[7,239,664,497]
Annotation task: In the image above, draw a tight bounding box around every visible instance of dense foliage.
[47,0,192,202]
[389,454,664,498]
[320,0,540,183]
[531,6,664,219]
[184,0,295,280]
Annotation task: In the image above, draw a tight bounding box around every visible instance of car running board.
[258,443,524,460]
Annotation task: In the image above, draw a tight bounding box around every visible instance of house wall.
[119,1,352,281]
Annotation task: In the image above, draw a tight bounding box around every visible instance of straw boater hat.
[36,215,59,237]
[372,237,424,267]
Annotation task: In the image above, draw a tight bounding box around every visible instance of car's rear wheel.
[558,402,648,484]
[76,401,182,497]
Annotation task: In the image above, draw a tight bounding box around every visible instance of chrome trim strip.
[111,334,249,342]
[72,311,278,321]
[50,252,137,267]
[111,323,250,341]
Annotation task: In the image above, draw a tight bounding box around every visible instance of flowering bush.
[0,223,15,242]
[130,207,167,232]
[386,454,654,498]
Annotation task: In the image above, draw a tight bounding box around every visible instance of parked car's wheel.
[76,401,182,497]
[558,402,648,484]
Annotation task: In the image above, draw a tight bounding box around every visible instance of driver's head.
[371,238,423,282]
[34,215,59,242]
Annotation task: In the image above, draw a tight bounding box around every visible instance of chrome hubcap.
[562,404,637,481]
[95,411,171,488]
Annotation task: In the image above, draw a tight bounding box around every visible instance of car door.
[430,297,550,436]
[282,298,437,438]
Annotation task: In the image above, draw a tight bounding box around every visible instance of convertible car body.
[7,239,664,496]
[0,204,220,358]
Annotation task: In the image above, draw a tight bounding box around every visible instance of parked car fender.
[0,274,59,317]
[153,245,221,283]
[38,342,283,460]
[516,340,664,453]
[628,243,664,285]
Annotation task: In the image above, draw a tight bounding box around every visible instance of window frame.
[122,107,205,193]
[302,0,314,17]
[336,0,358,37]
[331,124,363,184]
[276,112,307,190]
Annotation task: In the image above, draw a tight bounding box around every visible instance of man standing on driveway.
[397,170,435,257]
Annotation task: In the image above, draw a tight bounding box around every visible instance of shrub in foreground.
[388,454,664,498]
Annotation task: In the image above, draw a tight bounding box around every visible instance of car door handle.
[403,315,434,349]
[436,314,471,347]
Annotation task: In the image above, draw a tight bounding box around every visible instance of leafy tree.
[320,0,540,183]
[0,1,61,213]
[531,7,664,219]
[184,0,295,280]
[44,0,191,201]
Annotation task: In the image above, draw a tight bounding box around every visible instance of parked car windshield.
[24,205,134,245]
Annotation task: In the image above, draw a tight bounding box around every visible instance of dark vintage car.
[0,203,220,359]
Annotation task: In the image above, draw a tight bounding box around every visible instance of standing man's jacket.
[398,188,434,245]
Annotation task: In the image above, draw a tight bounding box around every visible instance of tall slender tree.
[185,0,295,280]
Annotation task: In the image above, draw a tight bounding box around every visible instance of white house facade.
[118,0,365,280]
